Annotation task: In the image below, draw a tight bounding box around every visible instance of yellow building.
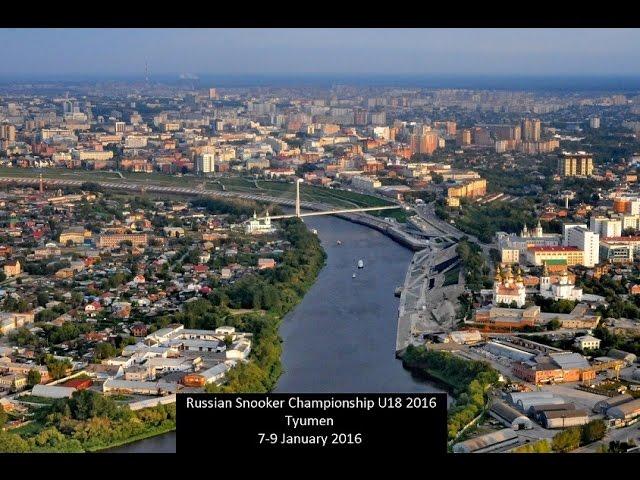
[98,233,148,249]
[447,178,487,198]
[3,260,20,277]
[59,228,90,245]
[527,246,584,267]
[558,152,593,177]
[501,248,520,264]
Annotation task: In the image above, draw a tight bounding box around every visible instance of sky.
[1,28,640,79]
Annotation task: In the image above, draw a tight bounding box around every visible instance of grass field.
[443,266,461,286]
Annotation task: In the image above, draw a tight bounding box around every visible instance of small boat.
[312,229,318,235]
[357,259,364,269]
[352,273,356,278]
[336,240,342,245]
[394,286,402,297]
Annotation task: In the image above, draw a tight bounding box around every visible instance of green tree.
[46,357,72,380]
[581,419,606,444]
[94,342,117,360]
[27,369,42,387]
[0,432,30,453]
[0,405,7,428]
[36,291,50,307]
[547,318,562,331]
[552,426,582,452]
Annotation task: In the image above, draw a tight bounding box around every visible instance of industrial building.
[489,400,533,430]
[593,394,634,414]
[607,398,640,421]
[540,409,590,429]
[452,428,519,453]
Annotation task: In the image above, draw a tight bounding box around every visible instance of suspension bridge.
[259,179,401,219]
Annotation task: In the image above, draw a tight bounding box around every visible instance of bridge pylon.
[295,178,302,218]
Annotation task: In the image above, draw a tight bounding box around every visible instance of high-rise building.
[197,153,216,174]
[368,111,386,126]
[565,226,599,267]
[471,127,491,145]
[209,88,218,100]
[521,118,541,141]
[409,131,439,155]
[590,216,622,238]
[0,123,16,142]
[557,152,594,177]
[114,122,126,134]
[353,108,367,126]
[434,121,456,136]
[493,124,521,141]
[456,129,472,146]
[589,116,600,129]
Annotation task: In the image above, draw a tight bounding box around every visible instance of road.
[415,202,497,265]
[574,422,640,453]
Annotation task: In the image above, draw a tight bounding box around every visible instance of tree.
[0,405,7,428]
[46,357,72,380]
[70,291,84,307]
[37,291,50,308]
[581,419,606,444]
[0,432,30,453]
[27,369,42,387]
[547,318,562,331]
[552,426,582,452]
[94,342,117,360]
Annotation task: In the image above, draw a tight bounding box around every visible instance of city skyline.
[2,28,640,78]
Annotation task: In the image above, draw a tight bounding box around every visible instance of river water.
[276,215,442,393]
[108,215,441,452]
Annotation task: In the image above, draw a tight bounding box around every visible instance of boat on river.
[357,259,364,269]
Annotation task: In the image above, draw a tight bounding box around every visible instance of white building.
[565,225,599,267]
[539,267,583,301]
[493,265,526,308]
[351,175,381,192]
[574,335,601,351]
[244,211,275,235]
[562,223,587,245]
[197,153,216,174]
[590,216,622,238]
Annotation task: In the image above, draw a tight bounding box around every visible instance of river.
[276,215,443,393]
[109,214,441,452]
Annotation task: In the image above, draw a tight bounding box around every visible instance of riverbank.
[400,345,500,440]
[89,424,176,452]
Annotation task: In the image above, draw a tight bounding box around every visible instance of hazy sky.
[2,28,640,78]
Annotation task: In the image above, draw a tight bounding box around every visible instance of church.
[493,264,527,307]
[244,211,275,235]
[539,264,583,301]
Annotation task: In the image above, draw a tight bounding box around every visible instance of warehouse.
[452,428,519,453]
[518,395,566,413]
[530,403,576,422]
[541,409,590,429]
[102,379,180,396]
[607,398,640,421]
[31,384,76,399]
[484,341,535,362]
[489,400,533,430]
[607,349,637,365]
[593,394,634,414]
[506,391,555,406]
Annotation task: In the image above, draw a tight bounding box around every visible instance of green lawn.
[443,266,461,286]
